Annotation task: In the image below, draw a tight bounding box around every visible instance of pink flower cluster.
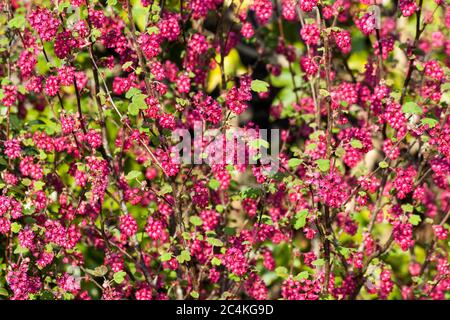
[0,0,448,302]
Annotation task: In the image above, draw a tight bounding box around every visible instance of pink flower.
[300,23,320,46]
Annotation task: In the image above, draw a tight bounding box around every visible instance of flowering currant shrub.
[0,0,449,300]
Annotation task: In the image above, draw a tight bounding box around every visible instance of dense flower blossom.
[300,23,320,46]
[225,74,252,115]
[424,60,445,81]
[241,22,255,39]
[314,170,349,208]
[120,214,138,238]
[300,0,318,12]
[393,219,415,251]
[245,274,268,300]
[6,258,41,299]
[138,33,161,59]
[145,217,168,242]
[18,50,37,78]
[200,209,220,231]
[282,0,297,21]
[4,139,21,159]
[281,276,321,300]
[252,0,273,25]
[28,7,60,41]
[44,76,60,97]
[158,13,181,42]
[333,30,352,54]
[222,247,248,276]
[192,92,222,124]
[373,36,395,60]
[357,12,376,35]
[380,269,394,298]
[0,0,448,302]
[393,166,417,199]
[399,0,418,17]
[300,56,318,77]
[54,31,77,59]
[1,85,17,107]
[433,225,448,240]
[85,130,102,149]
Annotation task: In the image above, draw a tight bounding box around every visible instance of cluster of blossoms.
[0,0,449,301]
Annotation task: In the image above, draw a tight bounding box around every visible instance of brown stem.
[126,0,153,95]
[400,0,424,104]
[73,76,87,135]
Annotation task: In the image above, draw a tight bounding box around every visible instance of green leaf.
[208,178,220,190]
[420,118,438,128]
[401,204,414,213]
[147,26,160,35]
[13,245,28,255]
[8,16,26,29]
[90,28,101,41]
[91,265,108,277]
[337,247,350,259]
[125,87,142,99]
[294,209,308,230]
[335,146,345,157]
[122,61,133,70]
[0,38,8,47]
[177,250,191,263]
[402,102,423,115]
[11,222,22,233]
[160,252,172,262]
[312,259,325,267]
[275,266,289,278]
[189,216,203,226]
[294,271,309,281]
[412,276,423,284]
[441,82,450,92]
[211,257,222,266]
[58,2,71,12]
[415,61,424,71]
[157,184,173,196]
[350,139,363,149]
[182,232,191,240]
[241,187,262,199]
[190,291,199,299]
[248,138,270,149]
[175,97,189,107]
[288,158,303,170]
[379,161,389,169]
[34,181,46,191]
[319,89,330,97]
[224,227,236,235]
[0,287,9,297]
[207,237,224,247]
[113,271,126,284]
[23,204,35,215]
[129,94,148,115]
[125,170,141,180]
[251,80,269,93]
[340,100,349,107]
[409,214,422,226]
[315,159,330,172]
[128,102,140,116]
